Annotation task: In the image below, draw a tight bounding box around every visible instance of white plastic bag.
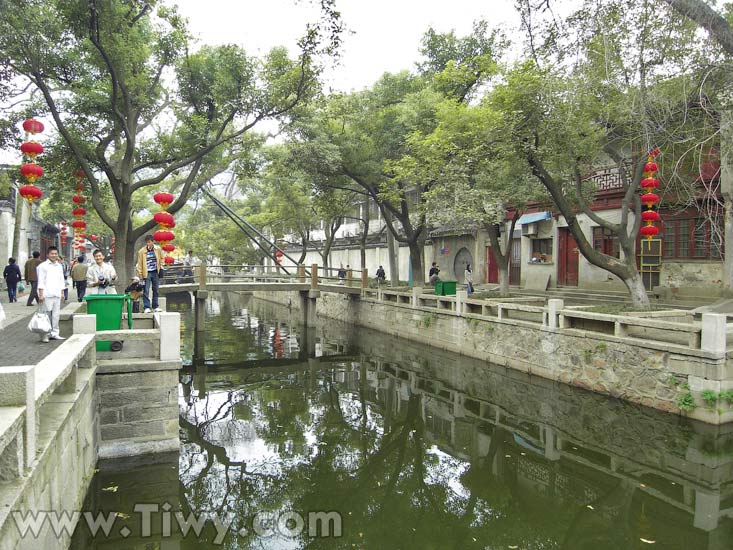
[0,302,5,328]
[28,309,51,334]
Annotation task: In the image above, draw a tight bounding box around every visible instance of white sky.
[174,0,524,92]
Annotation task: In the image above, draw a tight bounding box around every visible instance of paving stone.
[0,301,65,366]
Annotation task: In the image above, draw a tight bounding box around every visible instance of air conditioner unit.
[522,223,538,237]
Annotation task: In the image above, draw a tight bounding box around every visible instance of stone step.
[96,357,181,374]
[95,329,160,341]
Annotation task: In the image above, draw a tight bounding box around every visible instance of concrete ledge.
[95,328,160,341]
[98,437,179,460]
[96,358,182,374]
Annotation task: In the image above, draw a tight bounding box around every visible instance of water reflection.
[74,293,733,549]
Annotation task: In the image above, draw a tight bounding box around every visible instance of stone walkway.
[0,299,66,366]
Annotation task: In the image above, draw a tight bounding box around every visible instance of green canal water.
[71,292,733,549]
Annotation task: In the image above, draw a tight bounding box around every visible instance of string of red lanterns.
[60,221,68,248]
[153,192,176,265]
[639,148,661,240]
[19,119,45,204]
[72,170,87,252]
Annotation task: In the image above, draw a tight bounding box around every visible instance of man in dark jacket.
[3,258,22,302]
[24,251,42,306]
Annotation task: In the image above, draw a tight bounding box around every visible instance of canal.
[71,292,733,549]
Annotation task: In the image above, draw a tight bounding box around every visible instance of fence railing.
[361,289,730,356]
[0,333,95,482]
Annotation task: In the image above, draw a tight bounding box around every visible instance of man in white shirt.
[36,246,66,343]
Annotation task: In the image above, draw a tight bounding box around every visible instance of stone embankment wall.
[255,290,733,425]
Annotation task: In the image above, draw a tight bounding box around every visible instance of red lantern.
[153,230,175,243]
[72,195,86,204]
[20,163,44,184]
[644,161,658,173]
[162,243,175,253]
[72,207,86,218]
[640,225,659,238]
[650,147,660,158]
[164,255,175,265]
[22,119,44,135]
[71,220,87,229]
[20,141,44,160]
[73,169,85,179]
[153,192,175,210]
[641,193,659,207]
[153,212,175,228]
[19,185,43,203]
[640,178,659,189]
[641,210,660,222]
[90,235,97,241]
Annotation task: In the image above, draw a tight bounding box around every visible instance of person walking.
[136,235,163,313]
[337,264,346,284]
[71,255,88,302]
[375,265,386,284]
[59,256,70,301]
[37,246,66,342]
[3,258,22,302]
[24,251,42,306]
[464,264,474,297]
[87,249,118,294]
[428,262,440,285]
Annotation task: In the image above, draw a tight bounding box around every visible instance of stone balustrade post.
[156,312,181,361]
[298,264,306,283]
[456,290,467,315]
[311,264,319,290]
[412,288,421,308]
[546,299,564,329]
[347,268,353,287]
[701,313,726,354]
[361,268,368,289]
[198,262,207,290]
[0,366,35,470]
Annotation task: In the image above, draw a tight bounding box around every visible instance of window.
[662,215,723,260]
[592,226,620,258]
[530,238,553,263]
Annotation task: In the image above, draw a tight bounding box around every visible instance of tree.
[496,0,718,306]
[660,0,733,290]
[0,0,340,278]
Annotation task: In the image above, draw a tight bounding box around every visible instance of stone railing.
[361,288,730,356]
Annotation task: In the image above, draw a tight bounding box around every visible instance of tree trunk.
[11,191,23,260]
[485,221,516,297]
[721,107,733,290]
[622,272,650,307]
[387,228,399,285]
[407,237,424,287]
[498,265,511,296]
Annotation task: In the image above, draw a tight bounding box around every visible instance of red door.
[558,229,579,286]
[486,246,499,283]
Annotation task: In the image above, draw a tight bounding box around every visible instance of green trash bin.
[442,281,457,296]
[435,280,444,295]
[84,294,133,351]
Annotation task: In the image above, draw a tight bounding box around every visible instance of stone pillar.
[193,290,207,333]
[546,299,564,329]
[198,262,207,290]
[156,312,181,361]
[412,287,421,308]
[311,264,318,289]
[701,313,726,354]
[0,366,35,470]
[694,490,720,531]
[298,264,306,282]
[361,268,368,289]
[456,290,467,315]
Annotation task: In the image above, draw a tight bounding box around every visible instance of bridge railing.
[170,263,371,290]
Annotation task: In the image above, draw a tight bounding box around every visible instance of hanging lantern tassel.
[639,149,661,241]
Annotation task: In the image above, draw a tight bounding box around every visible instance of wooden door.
[509,239,521,286]
[486,246,498,284]
[558,229,579,286]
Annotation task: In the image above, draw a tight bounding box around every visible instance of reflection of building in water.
[353,358,732,548]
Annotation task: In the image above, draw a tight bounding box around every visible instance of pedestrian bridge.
[158,263,366,297]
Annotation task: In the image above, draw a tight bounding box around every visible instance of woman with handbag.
[3,258,22,302]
